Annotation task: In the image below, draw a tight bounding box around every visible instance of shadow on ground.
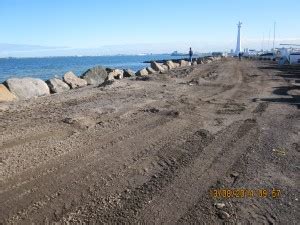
[257,63,300,109]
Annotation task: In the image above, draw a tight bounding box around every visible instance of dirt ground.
[0,58,299,224]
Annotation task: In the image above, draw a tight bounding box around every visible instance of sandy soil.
[0,59,299,224]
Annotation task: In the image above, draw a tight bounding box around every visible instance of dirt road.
[0,59,299,224]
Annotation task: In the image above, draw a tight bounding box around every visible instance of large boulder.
[63,71,87,89]
[46,78,70,93]
[164,60,176,70]
[192,61,198,66]
[162,65,169,71]
[123,69,135,77]
[151,61,165,73]
[179,60,190,67]
[197,58,204,64]
[136,68,148,76]
[106,68,124,80]
[81,66,108,85]
[106,73,115,81]
[146,67,157,74]
[0,84,17,102]
[173,62,180,68]
[5,77,50,100]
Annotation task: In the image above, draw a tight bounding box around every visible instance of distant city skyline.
[1,0,299,57]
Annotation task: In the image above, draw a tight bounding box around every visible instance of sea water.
[0,54,185,82]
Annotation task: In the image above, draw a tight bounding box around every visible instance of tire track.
[69,119,257,223]
[1,110,192,223]
[140,119,258,224]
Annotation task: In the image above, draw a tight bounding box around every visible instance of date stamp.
[210,188,282,199]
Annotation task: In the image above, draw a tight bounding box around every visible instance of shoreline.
[0,54,188,83]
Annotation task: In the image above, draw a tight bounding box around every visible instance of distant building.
[243,49,258,57]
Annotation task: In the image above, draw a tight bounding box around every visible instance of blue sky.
[0,0,299,57]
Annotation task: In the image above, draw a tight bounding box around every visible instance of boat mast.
[268,29,271,50]
[262,33,265,52]
[273,22,276,52]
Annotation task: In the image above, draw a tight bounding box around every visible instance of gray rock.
[197,58,204,64]
[179,60,190,67]
[46,78,70,93]
[106,72,115,81]
[123,69,135,77]
[81,66,108,85]
[5,77,50,100]
[218,211,230,220]
[151,61,165,72]
[146,67,157,74]
[106,69,124,80]
[162,65,169,71]
[192,61,198,66]
[136,68,149,76]
[0,84,17,102]
[215,203,226,209]
[63,71,87,89]
[164,60,176,69]
[173,62,180,68]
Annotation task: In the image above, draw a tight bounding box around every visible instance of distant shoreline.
[0,54,170,60]
[0,52,213,60]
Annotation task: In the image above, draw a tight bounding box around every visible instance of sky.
[0,0,300,57]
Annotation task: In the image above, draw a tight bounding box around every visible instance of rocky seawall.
[143,56,214,64]
[0,56,222,103]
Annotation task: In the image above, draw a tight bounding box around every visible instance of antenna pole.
[268,29,271,50]
[262,33,265,51]
[273,22,276,51]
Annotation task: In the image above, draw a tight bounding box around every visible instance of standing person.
[189,47,193,63]
[238,52,242,61]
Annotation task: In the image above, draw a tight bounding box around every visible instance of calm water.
[0,54,185,82]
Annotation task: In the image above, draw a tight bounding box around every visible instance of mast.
[273,22,276,51]
[262,33,265,52]
[268,29,271,50]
